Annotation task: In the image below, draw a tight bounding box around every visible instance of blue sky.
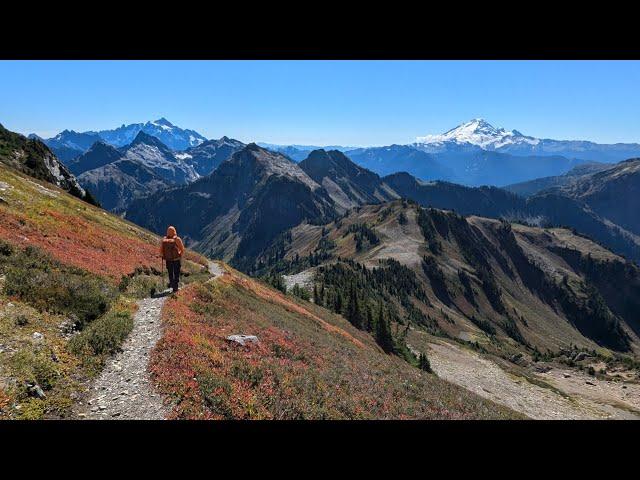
[0,60,639,146]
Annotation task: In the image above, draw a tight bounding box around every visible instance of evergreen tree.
[375,302,394,353]
[365,304,375,332]
[418,353,432,373]
[334,290,343,314]
[346,283,363,329]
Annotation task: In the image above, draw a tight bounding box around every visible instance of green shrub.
[11,348,60,391]
[1,245,115,327]
[17,398,46,420]
[68,307,133,359]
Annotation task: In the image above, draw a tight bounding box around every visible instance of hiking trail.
[79,260,224,420]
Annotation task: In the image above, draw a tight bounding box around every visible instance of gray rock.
[32,332,44,341]
[26,382,46,399]
[226,334,259,346]
[573,352,589,362]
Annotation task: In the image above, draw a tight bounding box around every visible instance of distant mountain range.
[34,118,207,161]
[262,119,640,187]
[504,162,612,197]
[35,117,640,188]
[126,144,337,269]
[124,137,640,269]
[15,117,640,267]
[68,131,223,211]
[257,143,358,162]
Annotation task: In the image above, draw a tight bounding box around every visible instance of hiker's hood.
[166,226,177,238]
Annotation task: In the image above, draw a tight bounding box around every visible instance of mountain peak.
[416,118,539,149]
[131,130,165,147]
[153,117,174,127]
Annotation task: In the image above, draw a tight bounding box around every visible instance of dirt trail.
[80,261,224,420]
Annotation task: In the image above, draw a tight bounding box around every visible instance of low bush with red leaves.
[150,269,521,419]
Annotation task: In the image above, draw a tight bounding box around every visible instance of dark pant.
[166,259,181,291]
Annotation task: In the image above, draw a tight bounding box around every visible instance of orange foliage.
[0,389,9,415]
[149,276,517,420]
[150,282,323,419]
[1,208,162,280]
[221,273,365,348]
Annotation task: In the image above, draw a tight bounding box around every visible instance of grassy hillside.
[0,164,207,419]
[150,265,522,419]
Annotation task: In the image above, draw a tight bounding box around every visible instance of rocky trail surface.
[79,261,224,420]
[422,338,640,420]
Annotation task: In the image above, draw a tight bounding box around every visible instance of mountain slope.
[0,162,208,419]
[67,141,124,176]
[67,135,196,211]
[383,172,528,219]
[384,171,640,264]
[504,162,611,197]
[150,263,521,419]
[265,200,640,356]
[77,159,169,212]
[176,136,245,176]
[556,158,640,236]
[345,145,455,182]
[1,123,85,200]
[120,131,199,184]
[298,149,399,210]
[126,144,337,269]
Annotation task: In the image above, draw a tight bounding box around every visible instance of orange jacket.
[160,226,185,260]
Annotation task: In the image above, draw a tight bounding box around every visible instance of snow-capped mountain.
[92,118,207,151]
[414,118,640,162]
[39,118,207,155]
[120,131,199,184]
[415,118,540,151]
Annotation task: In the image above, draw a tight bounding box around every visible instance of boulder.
[226,334,259,346]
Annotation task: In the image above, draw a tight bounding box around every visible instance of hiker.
[160,225,185,293]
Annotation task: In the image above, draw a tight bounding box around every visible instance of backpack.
[162,237,180,261]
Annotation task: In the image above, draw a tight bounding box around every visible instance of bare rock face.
[0,123,85,197]
[226,334,259,346]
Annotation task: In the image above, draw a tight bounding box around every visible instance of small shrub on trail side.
[1,243,116,328]
[68,300,135,374]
